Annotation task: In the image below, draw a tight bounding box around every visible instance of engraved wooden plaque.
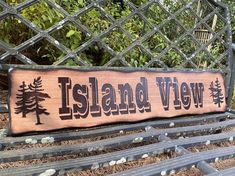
[9,68,226,134]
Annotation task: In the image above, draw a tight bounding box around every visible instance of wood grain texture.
[9,69,226,134]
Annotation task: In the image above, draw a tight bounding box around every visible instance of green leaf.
[87,10,100,18]
[77,0,84,6]
[66,30,75,37]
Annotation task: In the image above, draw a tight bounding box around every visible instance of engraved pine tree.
[209,78,224,107]
[28,77,51,125]
[15,81,33,117]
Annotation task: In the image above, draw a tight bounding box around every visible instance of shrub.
[0,0,234,66]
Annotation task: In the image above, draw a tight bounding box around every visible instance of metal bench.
[0,0,235,175]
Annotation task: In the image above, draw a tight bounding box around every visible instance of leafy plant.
[79,8,112,36]
[0,16,35,47]
[51,22,88,51]
[223,0,235,42]
[161,49,183,68]
[103,0,132,20]
[103,28,131,52]
[144,33,169,56]
[125,47,150,67]
[55,0,87,14]
[0,0,234,67]
[21,0,64,30]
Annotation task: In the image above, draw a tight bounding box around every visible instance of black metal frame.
[0,0,234,107]
[0,1,234,174]
[0,112,234,176]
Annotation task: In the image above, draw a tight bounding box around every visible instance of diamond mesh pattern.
[0,0,233,96]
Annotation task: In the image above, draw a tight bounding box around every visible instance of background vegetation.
[0,0,234,105]
[0,0,233,67]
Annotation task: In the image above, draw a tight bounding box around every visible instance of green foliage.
[0,0,234,67]
[21,1,64,30]
[6,0,24,6]
[21,38,64,64]
[144,33,168,56]
[161,49,183,68]
[223,0,235,42]
[51,22,88,51]
[125,47,150,67]
[0,16,35,47]
[103,0,132,20]
[79,8,112,36]
[160,0,184,13]
[124,15,150,39]
[65,58,79,66]
[103,28,131,52]
[79,43,112,66]
[145,3,168,26]
[55,0,87,14]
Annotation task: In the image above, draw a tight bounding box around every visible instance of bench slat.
[0,130,235,164]
[206,166,235,176]
[1,142,235,176]
[109,146,235,176]
[0,112,232,147]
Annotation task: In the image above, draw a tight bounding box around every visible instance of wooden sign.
[9,68,226,134]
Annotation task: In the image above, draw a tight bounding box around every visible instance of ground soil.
[1,90,235,176]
